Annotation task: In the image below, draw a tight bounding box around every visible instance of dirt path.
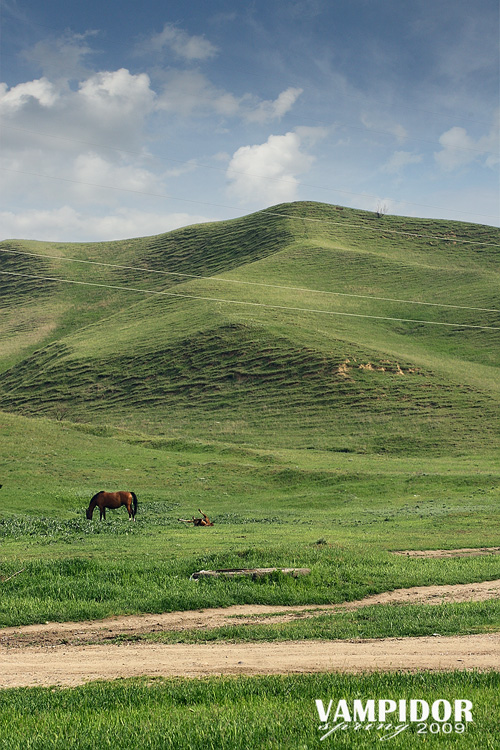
[1,634,499,688]
[393,547,500,558]
[2,579,499,649]
[1,579,499,687]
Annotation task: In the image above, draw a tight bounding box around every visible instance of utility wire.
[1,246,498,313]
[1,166,499,244]
[1,270,499,330]
[264,209,500,246]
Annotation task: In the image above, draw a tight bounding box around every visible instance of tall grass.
[0,673,498,749]
[1,545,499,628]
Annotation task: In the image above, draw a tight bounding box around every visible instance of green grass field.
[1,673,498,749]
[0,202,499,747]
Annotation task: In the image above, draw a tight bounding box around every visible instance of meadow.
[0,673,499,749]
[1,409,499,629]
[0,202,499,746]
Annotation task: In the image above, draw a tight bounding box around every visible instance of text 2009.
[417,723,466,735]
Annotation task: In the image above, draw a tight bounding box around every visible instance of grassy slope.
[1,202,499,749]
[0,201,498,454]
[0,202,499,627]
[0,210,294,369]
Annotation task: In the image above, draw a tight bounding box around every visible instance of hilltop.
[0,201,499,455]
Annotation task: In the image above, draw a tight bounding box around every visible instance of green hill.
[1,201,499,455]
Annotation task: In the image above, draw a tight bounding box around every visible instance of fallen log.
[190,567,311,581]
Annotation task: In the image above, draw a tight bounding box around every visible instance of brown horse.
[86,491,138,521]
[178,509,213,526]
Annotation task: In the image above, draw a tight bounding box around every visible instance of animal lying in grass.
[86,491,138,521]
[178,509,214,526]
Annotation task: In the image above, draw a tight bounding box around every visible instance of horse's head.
[86,506,93,520]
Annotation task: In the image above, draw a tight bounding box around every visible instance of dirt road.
[2,634,499,688]
[1,577,499,687]
[2,578,500,648]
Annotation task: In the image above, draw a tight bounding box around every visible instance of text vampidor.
[315,698,473,739]
[315,698,473,725]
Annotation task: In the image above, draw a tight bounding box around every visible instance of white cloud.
[156,72,301,124]
[0,77,59,110]
[434,126,477,171]
[156,70,240,117]
[71,153,166,203]
[244,87,303,123]
[0,68,162,214]
[0,207,213,242]
[138,23,218,61]
[77,68,156,125]
[0,69,157,153]
[382,150,422,174]
[434,114,499,171]
[226,131,317,205]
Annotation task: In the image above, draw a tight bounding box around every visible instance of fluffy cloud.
[226,131,317,205]
[434,115,499,171]
[0,24,311,241]
[244,87,303,123]
[76,69,157,143]
[0,68,161,211]
[434,126,478,171]
[156,71,302,123]
[0,78,59,110]
[0,69,156,152]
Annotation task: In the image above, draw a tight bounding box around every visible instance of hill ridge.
[0,201,498,454]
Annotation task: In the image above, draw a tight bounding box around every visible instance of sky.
[0,0,499,241]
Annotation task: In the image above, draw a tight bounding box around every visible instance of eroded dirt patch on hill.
[2,579,499,649]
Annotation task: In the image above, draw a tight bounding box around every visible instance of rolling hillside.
[1,201,499,455]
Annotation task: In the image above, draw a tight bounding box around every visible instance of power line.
[2,122,499,222]
[1,166,500,243]
[263,208,500,246]
[1,246,499,313]
[1,270,499,330]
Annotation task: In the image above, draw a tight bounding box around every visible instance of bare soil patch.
[1,634,499,688]
[393,547,500,558]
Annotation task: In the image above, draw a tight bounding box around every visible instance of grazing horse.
[86,491,138,521]
[178,509,213,526]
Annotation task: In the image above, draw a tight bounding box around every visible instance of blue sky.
[1,0,498,240]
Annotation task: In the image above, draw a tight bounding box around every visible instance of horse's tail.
[131,492,138,516]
